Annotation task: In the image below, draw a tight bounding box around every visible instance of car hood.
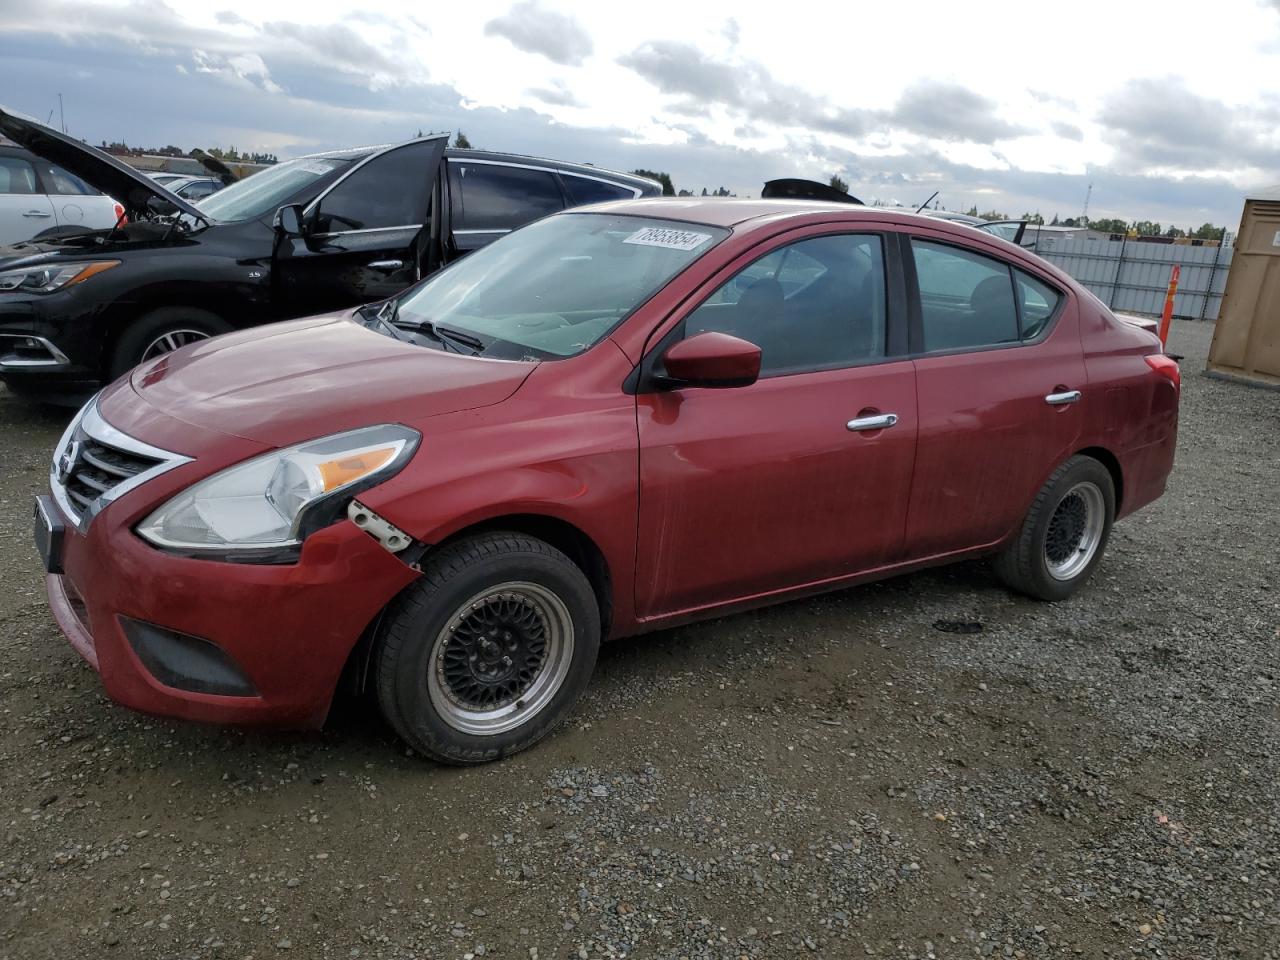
[104,313,537,448]
[0,104,204,221]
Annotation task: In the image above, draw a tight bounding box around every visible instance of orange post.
[1158,264,1181,346]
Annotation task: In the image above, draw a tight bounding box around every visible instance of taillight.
[1145,354,1181,391]
[112,202,127,225]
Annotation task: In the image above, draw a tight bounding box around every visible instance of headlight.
[0,261,120,294]
[136,425,419,558]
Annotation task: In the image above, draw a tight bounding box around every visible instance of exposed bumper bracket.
[348,499,413,554]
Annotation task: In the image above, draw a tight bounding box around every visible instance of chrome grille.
[50,400,190,529]
[62,438,163,515]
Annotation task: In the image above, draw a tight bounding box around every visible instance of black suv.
[0,108,659,404]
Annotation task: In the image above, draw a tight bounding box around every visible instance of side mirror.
[659,331,761,389]
[273,203,305,237]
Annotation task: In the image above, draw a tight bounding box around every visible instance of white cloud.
[3,0,1279,225]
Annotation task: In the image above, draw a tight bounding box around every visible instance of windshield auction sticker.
[623,227,712,251]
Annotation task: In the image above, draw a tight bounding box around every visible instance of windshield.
[196,156,350,222]
[396,213,728,360]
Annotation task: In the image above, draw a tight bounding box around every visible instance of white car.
[0,144,123,245]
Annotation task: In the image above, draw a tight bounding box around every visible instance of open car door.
[762,178,863,205]
[191,149,239,187]
[272,136,447,318]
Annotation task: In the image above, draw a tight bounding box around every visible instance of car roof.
[577,198,1079,286]
[288,143,658,191]
[445,148,659,190]
[576,197,962,229]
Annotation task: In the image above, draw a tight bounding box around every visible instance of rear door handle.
[368,259,404,271]
[846,413,898,432]
[1044,390,1082,405]
[22,210,52,218]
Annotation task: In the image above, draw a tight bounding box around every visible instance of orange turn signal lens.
[63,261,121,288]
[316,447,397,491]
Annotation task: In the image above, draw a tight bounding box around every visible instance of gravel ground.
[1,318,1277,959]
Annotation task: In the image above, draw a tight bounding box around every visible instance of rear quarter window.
[562,176,637,206]
[1015,269,1063,339]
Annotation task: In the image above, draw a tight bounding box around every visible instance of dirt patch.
[1,320,1277,959]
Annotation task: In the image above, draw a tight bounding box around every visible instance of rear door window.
[0,156,39,195]
[562,175,636,207]
[450,162,565,231]
[911,240,1019,351]
[40,162,96,195]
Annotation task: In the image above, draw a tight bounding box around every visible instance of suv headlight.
[136,425,419,559]
[0,261,120,294]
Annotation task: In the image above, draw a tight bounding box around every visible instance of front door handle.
[368,259,404,272]
[22,210,52,218]
[1045,389,1082,406]
[847,413,899,432]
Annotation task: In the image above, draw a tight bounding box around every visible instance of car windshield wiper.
[360,300,407,341]
[393,313,486,355]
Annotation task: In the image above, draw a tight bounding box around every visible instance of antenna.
[1081,182,1093,223]
[914,190,939,214]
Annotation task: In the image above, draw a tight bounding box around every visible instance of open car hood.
[762,178,863,205]
[0,104,205,221]
[191,149,238,187]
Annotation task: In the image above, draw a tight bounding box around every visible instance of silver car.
[0,144,122,245]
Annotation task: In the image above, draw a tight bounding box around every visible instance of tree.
[1191,222,1226,241]
[977,209,1009,221]
[1020,212,1045,225]
[1164,225,1186,238]
[1088,217,1128,235]
[828,173,849,195]
[677,189,694,197]
[966,205,979,217]
[631,169,676,196]
[1131,220,1162,237]
[453,131,472,149]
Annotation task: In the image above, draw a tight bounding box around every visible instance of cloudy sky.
[3,0,1279,228]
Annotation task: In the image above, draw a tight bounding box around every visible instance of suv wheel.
[109,307,231,379]
[374,532,601,764]
[994,455,1116,601]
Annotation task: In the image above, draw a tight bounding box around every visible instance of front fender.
[353,394,641,634]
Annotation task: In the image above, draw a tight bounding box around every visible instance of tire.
[994,455,1115,602]
[374,532,601,765]
[108,307,232,379]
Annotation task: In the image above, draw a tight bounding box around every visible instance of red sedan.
[35,199,1179,763]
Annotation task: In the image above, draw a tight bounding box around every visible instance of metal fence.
[1027,236,1231,321]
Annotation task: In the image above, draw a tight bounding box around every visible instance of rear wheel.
[108,307,231,379]
[374,532,600,764]
[994,455,1115,601]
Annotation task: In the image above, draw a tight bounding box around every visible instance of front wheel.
[374,532,601,764]
[994,455,1115,601]
[108,307,232,379]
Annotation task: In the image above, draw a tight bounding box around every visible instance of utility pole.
[1081,182,1093,224]
[58,93,65,134]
